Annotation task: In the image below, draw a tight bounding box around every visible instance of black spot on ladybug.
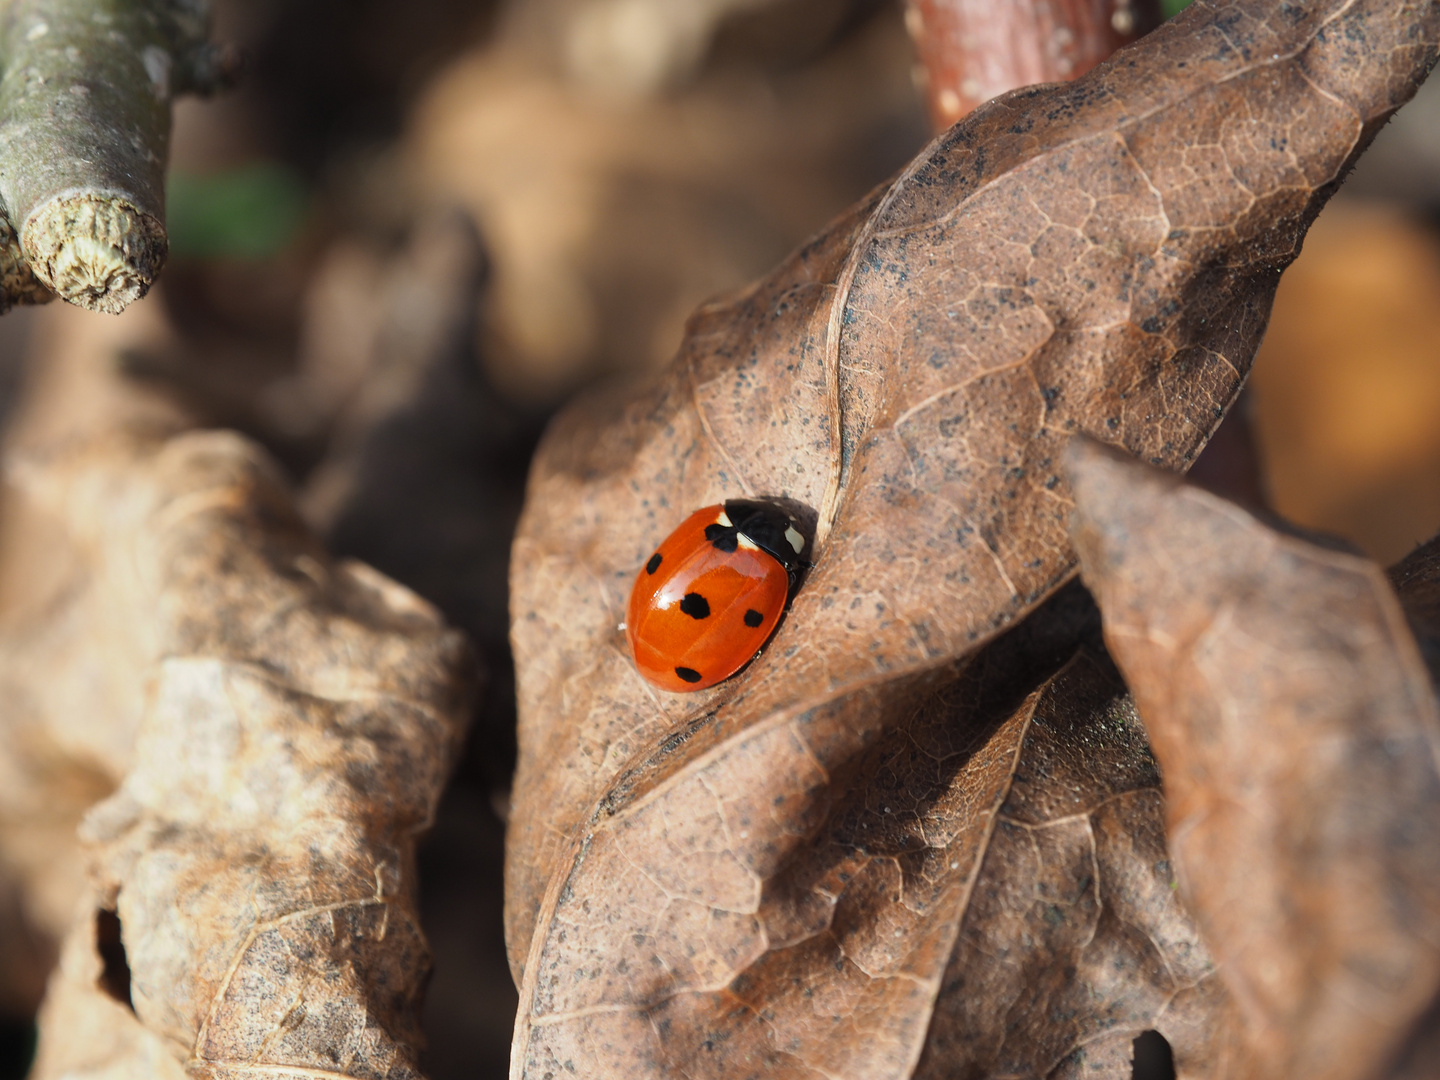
[744,609,764,627]
[645,553,662,574]
[675,666,702,683]
[704,523,739,552]
[680,592,711,619]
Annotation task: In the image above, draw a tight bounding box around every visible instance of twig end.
[23,193,167,314]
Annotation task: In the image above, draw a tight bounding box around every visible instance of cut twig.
[0,0,235,314]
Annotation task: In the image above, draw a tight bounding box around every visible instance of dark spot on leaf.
[645,553,662,574]
[680,592,711,619]
[744,609,764,627]
[674,666,702,683]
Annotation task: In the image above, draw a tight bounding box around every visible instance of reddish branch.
[903,0,1163,130]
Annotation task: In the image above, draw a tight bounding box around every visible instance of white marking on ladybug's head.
[737,534,760,551]
[784,524,804,554]
[717,509,732,527]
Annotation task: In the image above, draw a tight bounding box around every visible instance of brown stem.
[904,0,1163,130]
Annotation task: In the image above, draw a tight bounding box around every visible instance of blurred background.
[0,0,1436,1076]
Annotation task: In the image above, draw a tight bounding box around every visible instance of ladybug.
[627,499,807,692]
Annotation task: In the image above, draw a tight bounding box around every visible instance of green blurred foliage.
[166,164,309,260]
[1162,0,1194,17]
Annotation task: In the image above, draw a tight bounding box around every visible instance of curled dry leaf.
[1067,440,1440,1080]
[411,8,925,403]
[507,0,1438,1075]
[550,0,788,96]
[0,429,470,1079]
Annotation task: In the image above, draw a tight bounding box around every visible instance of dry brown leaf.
[516,583,1235,1077]
[0,427,470,1079]
[410,8,925,402]
[904,613,1236,1080]
[546,0,794,95]
[1067,439,1440,1080]
[503,0,871,98]
[507,1,1439,1075]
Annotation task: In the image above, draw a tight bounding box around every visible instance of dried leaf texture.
[1068,441,1440,1080]
[907,633,1237,1080]
[0,430,470,1080]
[514,581,1234,1078]
[508,2,1440,1070]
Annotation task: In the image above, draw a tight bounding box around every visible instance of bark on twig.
[0,0,235,314]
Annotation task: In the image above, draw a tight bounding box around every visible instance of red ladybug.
[627,500,806,692]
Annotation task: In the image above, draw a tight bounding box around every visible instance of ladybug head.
[715,498,808,580]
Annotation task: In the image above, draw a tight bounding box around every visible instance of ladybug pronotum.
[626,499,806,692]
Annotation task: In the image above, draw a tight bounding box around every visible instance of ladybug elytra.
[626,500,806,692]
